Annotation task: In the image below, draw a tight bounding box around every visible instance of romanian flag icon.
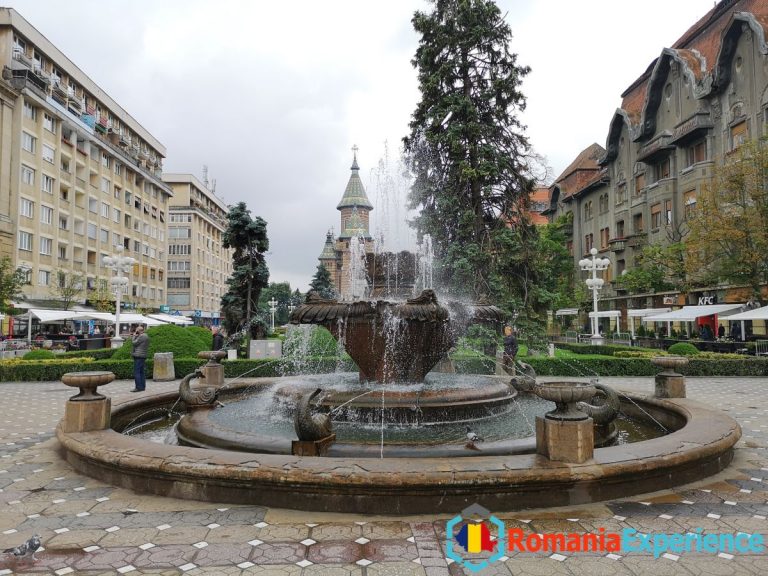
[455,522,496,553]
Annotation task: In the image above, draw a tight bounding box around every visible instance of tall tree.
[403,0,534,298]
[221,202,270,337]
[686,138,768,300]
[49,272,84,310]
[0,257,24,313]
[258,282,293,326]
[309,263,336,299]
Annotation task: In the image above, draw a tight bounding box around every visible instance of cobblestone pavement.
[0,376,767,575]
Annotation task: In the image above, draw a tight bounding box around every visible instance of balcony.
[608,237,626,252]
[627,233,648,248]
[4,68,48,98]
[11,50,32,69]
[637,133,673,162]
[670,112,713,145]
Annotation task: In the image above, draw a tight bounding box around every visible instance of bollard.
[153,352,175,381]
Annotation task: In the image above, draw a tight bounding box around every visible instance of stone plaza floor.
[0,376,767,575]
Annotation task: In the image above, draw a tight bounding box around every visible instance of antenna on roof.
[202,165,209,188]
[211,178,217,194]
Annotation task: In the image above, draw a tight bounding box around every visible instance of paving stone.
[306,541,363,564]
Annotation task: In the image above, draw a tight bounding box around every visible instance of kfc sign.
[697,296,717,305]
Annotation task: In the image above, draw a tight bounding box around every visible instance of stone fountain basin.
[57,376,740,515]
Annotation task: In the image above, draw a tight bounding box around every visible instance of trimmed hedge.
[668,342,701,356]
[553,342,652,356]
[61,348,116,360]
[22,349,56,360]
[525,356,768,377]
[112,324,209,360]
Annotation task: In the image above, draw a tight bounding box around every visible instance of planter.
[534,381,595,421]
[62,370,115,401]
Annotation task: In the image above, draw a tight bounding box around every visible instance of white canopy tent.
[148,313,194,326]
[721,306,768,341]
[627,308,671,337]
[117,313,165,327]
[642,304,744,338]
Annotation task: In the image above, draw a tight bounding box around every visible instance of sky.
[8,0,717,291]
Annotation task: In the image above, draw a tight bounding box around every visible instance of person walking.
[212,327,225,351]
[502,325,518,376]
[131,325,149,392]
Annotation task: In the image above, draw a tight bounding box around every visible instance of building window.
[685,139,706,167]
[40,205,53,225]
[599,193,609,214]
[617,259,625,276]
[74,219,84,235]
[168,278,191,289]
[169,227,192,239]
[600,227,610,249]
[114,162,122,175]
[23,102,37,120]
[632,213,644,234]
[41,174,54,194]
[653,157,671,182]
[42,144,55,164]
[38,270,50,286]
[18,231,32,251]
[22,132,36,153]
[684,189,697,218]
[169,244,191,255]
[59,215,68,230]
[114,186,121,200]
[21,165,34,186]
[112,207,121,223]
[40,237,52,255]
[101,177,110,193]
[730,120,747,151]
[58,244,67,260]
[101,202,109,218]
[616,183,627,205]
[585,233,594,253]
[665,200,672,225]
[100,228,109,243]
[87,223,97,240]
[20,198,34,218]
[43,113,56,133]
[169,261,191,272]
[616,220,625,238]
[634,172,645,196]
[88,197,98,213]
[101,153,110,168]
[651,203,662,229]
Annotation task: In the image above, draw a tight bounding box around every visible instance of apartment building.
[162,174,231,324]
[545,0,768,326]
[0,8,171,310]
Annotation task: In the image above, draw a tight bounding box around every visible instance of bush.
[668,342,701,356]
[61,348,115,360]
[554,342,658,357]
[284,326,340,357]
[22,349,56,360]
[523,357,768,377]
[613,350,662,358]
[185,326,216,351]
[111,324,209,360]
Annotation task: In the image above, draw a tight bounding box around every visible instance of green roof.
[319,231,337,260]
[336,152,373,210]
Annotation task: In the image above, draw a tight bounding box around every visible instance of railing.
[756,340,768,357]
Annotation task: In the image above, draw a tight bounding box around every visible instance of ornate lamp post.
[579,248,610,345]
[268,297,278,331]
[103,246,136,349]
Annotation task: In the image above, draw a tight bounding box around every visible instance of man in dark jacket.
[503,325,518,376]
[131,325,149,392]
[212,327,225,351]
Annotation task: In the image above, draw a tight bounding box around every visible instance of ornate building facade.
[318,148,375,298]
[545,0,768,329]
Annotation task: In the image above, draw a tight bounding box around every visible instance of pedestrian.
[502,325,518,376]
[130,324,149,392]
[718,324,725,339]
[212,327,225,351]
[731,322,741,341]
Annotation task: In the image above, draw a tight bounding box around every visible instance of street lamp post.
[268,297,278,331]
[103,246,136,349]
[579,248,611,345]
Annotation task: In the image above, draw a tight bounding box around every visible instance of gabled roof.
[554,143,605,184]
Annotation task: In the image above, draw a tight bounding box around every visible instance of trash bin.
[153,352,175,381]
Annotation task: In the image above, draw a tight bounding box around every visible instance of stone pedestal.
[536,416,594,463]
[655,373,686,398]
[291,434,336,456]
[153,352,175,381]
[63,398,111,432]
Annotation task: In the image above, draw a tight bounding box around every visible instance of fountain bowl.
[534,381,596,421]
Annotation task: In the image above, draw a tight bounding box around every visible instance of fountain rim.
[57,375,741,514]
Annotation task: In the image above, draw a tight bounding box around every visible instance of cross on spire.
[351,144,360,171]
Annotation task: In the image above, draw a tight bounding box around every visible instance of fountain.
[54,148,742,514]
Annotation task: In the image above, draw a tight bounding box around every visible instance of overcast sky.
[10,0,716,290]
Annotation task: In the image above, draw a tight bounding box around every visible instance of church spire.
[336,145,373,211]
